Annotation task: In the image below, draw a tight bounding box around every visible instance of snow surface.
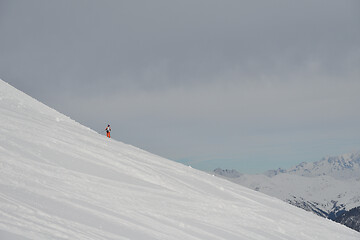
[0,79,359,239]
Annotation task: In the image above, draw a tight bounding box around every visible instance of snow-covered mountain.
[284,153,360,179]
[1,78,359,240]
[213,153,360,231]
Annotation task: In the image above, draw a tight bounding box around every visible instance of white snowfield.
[0,79,359,240]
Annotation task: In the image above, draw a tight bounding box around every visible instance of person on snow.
[105,124,111,138]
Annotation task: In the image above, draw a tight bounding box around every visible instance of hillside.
[1,79,359,240]
[335,206,360,232]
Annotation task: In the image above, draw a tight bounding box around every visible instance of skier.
[105,124,111,138]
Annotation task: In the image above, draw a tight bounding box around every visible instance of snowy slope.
[0,79,359,240]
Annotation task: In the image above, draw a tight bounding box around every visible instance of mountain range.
[213,152,360,232]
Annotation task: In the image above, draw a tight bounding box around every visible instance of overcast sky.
[1,0,359,173]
